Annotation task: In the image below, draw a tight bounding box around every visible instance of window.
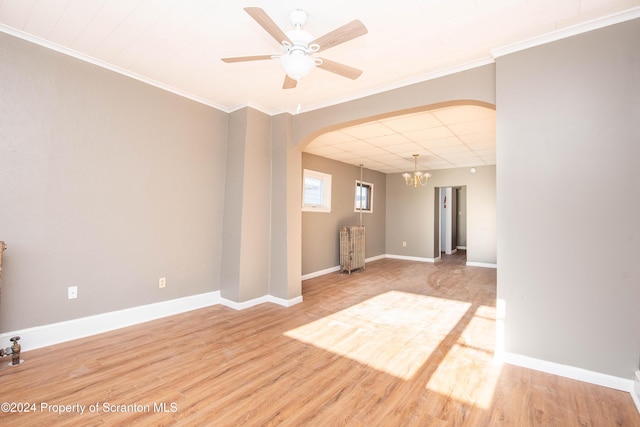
[302,169,332,212]
[355,180,373,213]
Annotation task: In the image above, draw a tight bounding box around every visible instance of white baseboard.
[502,352,634,393]
[633,370,640,414]
[1,291,304,353]
[0,291,220,353]
[466,261,497,268]
[386,254,438,263]
[301,266,340,281]
[366,254,386,262]
[220,294,303,310]
[302,253,478,280]
[301,254,386,281]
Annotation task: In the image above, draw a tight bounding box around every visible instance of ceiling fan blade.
[317,58,363,80]
[244,7,292,45]
[221,55,274,63]
[311,20,367,53]
[283,75,297,89]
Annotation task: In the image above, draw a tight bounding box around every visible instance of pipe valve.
[1,336,22,366]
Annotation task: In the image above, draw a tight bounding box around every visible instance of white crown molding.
[296,57,496,115]
[0,24,230,113]
[228,101,281,116]
[491,6,640,59]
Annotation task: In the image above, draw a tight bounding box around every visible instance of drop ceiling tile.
[351,147,394,157]
[341,122,395,139]
[363,153,398,163]
[419,137,465,149]
[383,112,442,132]
[334,140,378,152]
[386,142,428,154]
[471,148,496,157]
[461,132,496,147]
[444,153,483,162]
[424,160,455,170]
[451,159,482,167]
[365,133,413,147]
[447,118,495,135]
[385,154,416,164]
[429,145,474,156]
[330,152,366,162]
[479,153,497,164]
[361,160,391,170]
[404,126,455,142]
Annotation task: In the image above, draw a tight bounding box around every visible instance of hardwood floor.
[1,252,638,426]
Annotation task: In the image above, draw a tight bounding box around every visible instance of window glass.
[355,180,373,213]
[302,169,331,212]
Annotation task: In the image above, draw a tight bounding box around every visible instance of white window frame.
[354,180,374,213]
[302,169,332,213]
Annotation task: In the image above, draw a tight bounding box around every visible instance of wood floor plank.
[1,252,637,426]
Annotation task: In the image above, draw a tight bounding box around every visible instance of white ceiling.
[1,1,638,173]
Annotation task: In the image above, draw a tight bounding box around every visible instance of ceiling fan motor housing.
[289,9,308,28]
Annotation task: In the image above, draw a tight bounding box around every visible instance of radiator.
[340,226,365,274]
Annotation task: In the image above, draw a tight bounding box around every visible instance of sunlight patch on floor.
[285,290,471,380]
[425,304,502,409]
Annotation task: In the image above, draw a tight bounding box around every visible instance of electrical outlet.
[402,241,407,247]
[68,286,78,299]
[159,277,166,288]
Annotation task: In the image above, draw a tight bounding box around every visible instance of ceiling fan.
[222,7,368,89]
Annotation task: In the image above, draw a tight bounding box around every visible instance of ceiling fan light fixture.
[280,50,315,80]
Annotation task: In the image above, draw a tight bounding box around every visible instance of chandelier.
[402,154,431,187]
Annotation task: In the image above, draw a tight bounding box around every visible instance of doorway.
[438,186,467,259]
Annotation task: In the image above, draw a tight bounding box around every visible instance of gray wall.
[496,19,640,378]
[457,186,467,247]
[269,114,302,300]
[221,108,272,302]
[0,32,228,331]
[301,153,386,275]
[386,166,496,264]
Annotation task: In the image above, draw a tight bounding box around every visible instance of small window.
[355,180,373,213]
[302,169,332,212]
